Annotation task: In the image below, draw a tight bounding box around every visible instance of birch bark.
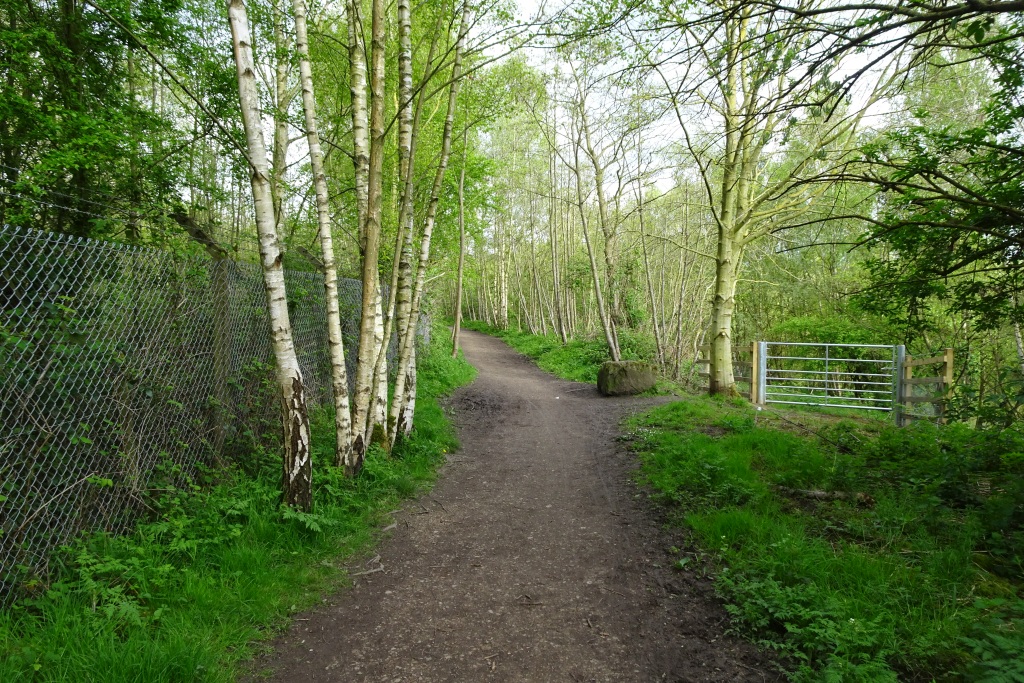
[348,0,368,233]
[547,110,567,343]
[227,0,312,509]
[271,0,292,232]
[388,0,471,442]
[349,0,386,473]
[292,0,354,468]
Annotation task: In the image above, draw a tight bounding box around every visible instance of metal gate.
[755,342,904,412]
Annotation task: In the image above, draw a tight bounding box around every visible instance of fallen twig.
[350,565,384,577]
[516,594,545,606]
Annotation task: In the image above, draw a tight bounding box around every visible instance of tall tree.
[349,0,387,472]
[227,0,312,509]
[292,0,355,466]
[636,1,899,394]
[388,0,472,442]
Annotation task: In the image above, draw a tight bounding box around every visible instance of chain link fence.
[0,225,396,604]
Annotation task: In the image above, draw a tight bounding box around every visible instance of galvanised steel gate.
[754,342,905,412]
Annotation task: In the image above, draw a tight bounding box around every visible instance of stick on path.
[259,330,777,682]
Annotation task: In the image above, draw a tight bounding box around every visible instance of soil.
[253,330,781,682]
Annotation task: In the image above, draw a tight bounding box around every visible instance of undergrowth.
[628,397,1024,682]
[0,326,476,682]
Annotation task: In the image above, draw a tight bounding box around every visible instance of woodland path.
[257,330,779,682]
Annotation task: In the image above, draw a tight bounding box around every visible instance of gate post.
[894,345,906,426]
[757,341,768,405]
[750,341,759,404]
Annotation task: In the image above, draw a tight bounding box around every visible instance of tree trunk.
[709,228,741,395]
[452,128,468,356]
[388,0,470,444]
[348,0,369,234]
[395,343,417,438]
[227,0,312,510]
[293,0,355,468]
[350,0,387,473]
[271,0,291,233]
[497,216,509,329]
[547,121,567,343]
[571,128,620,362]
[636,182,665,366]
[373,0,416,451]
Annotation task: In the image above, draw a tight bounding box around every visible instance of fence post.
[757,341,768,405]
[939,347,954,423]
[894,345,906,426]
[750,341,759,404]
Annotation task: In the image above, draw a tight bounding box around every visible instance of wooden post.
[899,352,913,427]
[939,347,954,423]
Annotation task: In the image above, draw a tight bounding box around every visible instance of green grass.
[0,325,476,682]
[463,320,610,382]
[461,321,677,391]
[628,397,1024,682]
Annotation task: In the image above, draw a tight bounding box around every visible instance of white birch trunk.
[397,343,416,439]
[571,128,620,362]
[638,190,665,366]
[348,0,369,233]
[368,0,416,450]
[547,119,567,343]
[227,0,312,510]
[388,0,470,443]
[292,0,355,468]
[350,0,386,473]
[271,1,291,232]
[370,291,388,445]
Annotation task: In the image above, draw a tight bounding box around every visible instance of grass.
[462,320,610,382]
[461,321,679,392]
[0,324,476,682]
[627,396,1024,682]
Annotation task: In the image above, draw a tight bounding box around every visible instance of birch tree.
[349,0,386,473]
[227,0,312,509]
[388,0,472,442]
[292,0,354,467]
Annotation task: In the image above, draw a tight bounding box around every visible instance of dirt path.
[257,330,779,682]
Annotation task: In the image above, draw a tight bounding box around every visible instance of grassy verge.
[627,396,1024,682]
[461,321,680,392]
[0,326,476,682]
[462,321,610,382]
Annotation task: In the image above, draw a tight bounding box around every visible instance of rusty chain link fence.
[0,225,399,604]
